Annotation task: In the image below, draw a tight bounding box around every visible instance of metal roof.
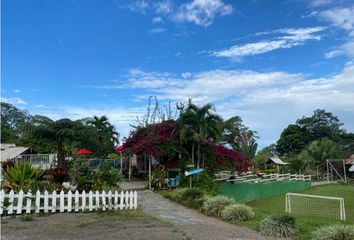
[266,156,289,165]
[1,146,29,162]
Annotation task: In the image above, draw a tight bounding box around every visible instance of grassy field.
[243,184,354,240]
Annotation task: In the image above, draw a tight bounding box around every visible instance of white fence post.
[95,191,100,211]
[134,191,138,209]
[102,191,106,211]
[35,190,41,213]
[89,191,93,211]
[0,189,4,215]
[60,191,65,212]
[67,191,72,212]
[74,190,79,212]
[119,191,124,210]
[125,191,129,209]
[26,191,32,214]
[51,191,57,213]
[114,191,119,210]
[16,190,24,214]
[0,189,138,215]
[108,191,112,210]
[44,190,49,213]
[129,191,133,210]
[82,191,86,212]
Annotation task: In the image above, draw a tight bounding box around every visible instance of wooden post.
[343,159,347,183]
[129,156,131,181]
[149,156,152,190]
[120,151,123,174]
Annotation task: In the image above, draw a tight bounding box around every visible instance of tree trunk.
[197,143,201,168]
[57,141,67,169]
[191,142,195,165]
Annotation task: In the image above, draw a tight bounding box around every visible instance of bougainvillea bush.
[123,119,251,174]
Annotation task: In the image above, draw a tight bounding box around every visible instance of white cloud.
[148,27,166,34]
[318,5,354,35]
[13,89,21,93]
[173,0,233,27]
[309,0,334,7]
[181,72,192,78]
[127,0,149,14]
[2,97,27,105]
[152,16,164,23]
[154,0,174,14]
[325,40,354,59]
[211,27,325,59]
[99,63,354,147]
[127,0,233,27]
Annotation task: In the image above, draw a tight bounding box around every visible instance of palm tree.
[28,116,76,168]
[87,115,119,157]
[179,103,223,167]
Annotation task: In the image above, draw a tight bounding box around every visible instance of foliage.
[211,144,251,173]
[222,116,258,160]
[67,158,94,187]
[312,224,354,240]
[253,144,277,169]
[306,138,344,166]
[92,160,121,189]
[221,204,255,221]
[178,102,223,167]
[151,165,167,190]
[260,214,296,238]
[181,172,217,194]
[202,195,234,217]
[276,109,353,155]
[1,160,15,172]
[0,102,31,142]
[3,162,44,191]
[124,120,179,159]
[175,188,206,209]
[87,115,119,157]
[43,167,68,183]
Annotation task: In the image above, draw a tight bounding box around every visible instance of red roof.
[76,148,92,155]
[115,145,125,151]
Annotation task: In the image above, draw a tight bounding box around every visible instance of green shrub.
[4,162,44,191]
[221,204,254,221]
[260,214,296,238]
[312,225,354,240]
[181,173,217,195]
[203,196,234,217]
[176,188,206,209]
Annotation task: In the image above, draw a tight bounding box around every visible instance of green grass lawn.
[243,184,354,240]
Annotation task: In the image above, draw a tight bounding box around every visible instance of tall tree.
[1,102,31,142]
[276,109,351,155]
[28,116,77,168]
[222,116,258,160]
[178,103,223,167]
[87,115,119,157]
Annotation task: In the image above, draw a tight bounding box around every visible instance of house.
[0,143,56,169]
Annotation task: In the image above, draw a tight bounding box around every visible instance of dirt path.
[1,210,187,240]
[139,190,272,240]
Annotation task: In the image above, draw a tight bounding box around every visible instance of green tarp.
[218,181,311,202]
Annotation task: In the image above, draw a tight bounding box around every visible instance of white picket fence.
[0,189,137,215]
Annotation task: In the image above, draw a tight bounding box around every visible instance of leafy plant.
[312,224,354,240]
[43,167,68,183]
[3,162,44,191]
[151,165,167,190]
[181,173,216,194]
[202,195,234,217]
[93,160,121,188]
[176,188,206,209]
[221,204,254,221]
[260,214,296,238]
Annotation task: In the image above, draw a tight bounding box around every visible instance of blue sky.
[2,0,354,149]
